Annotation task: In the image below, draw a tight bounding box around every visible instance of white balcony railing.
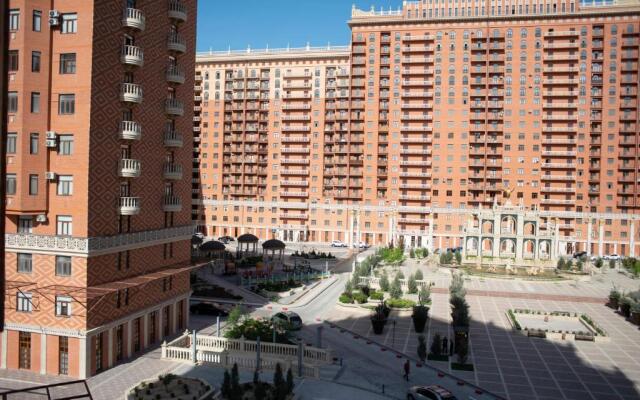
[166,65,185,84]
[164,130,183,147]
[168,0,187,22]
[119,121,142,141]
[167,33,186,53]
[118,159,141,178]
[164,195,182,212]
[163,163,183,180]
[165,98,184,116]
[119,197,141,215]
[122,8,145,31]
[120,83,143,104]
[121,45,143,67]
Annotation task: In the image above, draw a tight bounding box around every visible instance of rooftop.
[196,44,350,63]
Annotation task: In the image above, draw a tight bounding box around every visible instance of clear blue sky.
[196,0,402,52]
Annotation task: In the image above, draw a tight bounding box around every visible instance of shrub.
[609,259,616,269]
[595,258,604,269]
[390,276,403,299]
[286,368,294,395]
[397,270,405,280]
[344,279,354,295]
[379,272,390,292]
[414,269,424,280]
[339,293,354,304]
[430,333,442,356]
[557,258,566,270]
[407,275,418,294]
[456,339,469,365]
[409,248,415,258]
[439,251,454,265]
[449,273,466,299]
[369,291,384,301]
[386,298,416,308]
[227,305,246,327]
[353,292,369,304]
[273,363,286,400]
[450,295,470,328]
[418,285,431,305]
[455,251,462,265]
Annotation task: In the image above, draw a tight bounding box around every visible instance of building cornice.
[196,46,350,64]
[4,225,195,257]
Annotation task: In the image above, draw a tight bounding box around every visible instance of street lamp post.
[391,319,397,348]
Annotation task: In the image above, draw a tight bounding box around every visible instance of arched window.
[506,28,513,38]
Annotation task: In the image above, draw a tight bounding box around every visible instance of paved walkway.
[430,287,606,303]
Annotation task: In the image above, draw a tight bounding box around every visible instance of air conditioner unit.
[36,214,47,223]
[48,10,59,18]
[45,172,57,180]
[49,17,59,26]
[45,131,57,139]
[46,139,57,148]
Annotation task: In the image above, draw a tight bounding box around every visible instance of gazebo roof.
[191,235,204,246]
[237,233,259,243]
[262,238,286,250]
[200,240,226,252]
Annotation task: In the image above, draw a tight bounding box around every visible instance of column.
[587,219,593,255]
[78,336,87,379]
[388,214,394,246]
[107,328,114,368]
[158,307,164,340]
[348,210,354,247]
[554,220,560,259]
[356,211,361,245]
[492,213,501,257]
[40,333,47,374]
[1,329,7,369]
[127,320,133,357]
[598,221,604,257]
[630,221,635,257]
[143,314,149,348]
[172,302,178,334]
[438,235,442,250]
[516,214,524,261]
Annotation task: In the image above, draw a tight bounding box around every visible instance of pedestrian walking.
[403,359,411,381]
[442,337,448,355]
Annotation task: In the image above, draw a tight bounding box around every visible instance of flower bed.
[507,309,609,342]
[127,375,212,400]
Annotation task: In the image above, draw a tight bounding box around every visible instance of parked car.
[271,311,303,330]
[607,254,622,261]
[407,385,457,400]
[190,302,229,316]
[218,235,234,244]
[194,232,205,239]
[353,241,370,249]
[331,240,347,248]
[573,251,587,259]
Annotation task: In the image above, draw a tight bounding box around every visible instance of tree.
[390,275,403,299]
[409,248,416,258]
[231,363,241,400]
[576,260,584,271]
[430,333,442,356]
[414,269,424,281]
[407,274,418,294]
[456,338,469,365]
[418,285,431,305]
[595,258,604,269]
[397,270,405,280]
[344,279,354,295]
[417,335,427,362]
[221,370,231,398]
[286,368,294,394]
[273,363,285,400]
[557,258,566,270]
[254,381,266,400]
[379,271,390,292]
[449,273,466,299]
[455,251,462,265]
[227,304,245,327]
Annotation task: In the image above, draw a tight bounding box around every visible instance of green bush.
[379,272,390,292]
[430,333,442,356]
[557,258,566,270]
[595,258,604,269]
[353,292,369,304]
[386,298,416,309]
[390,276,403,299]
[369,291,384,301]
[418,285,431,305]
[414,269,424,280]
[378,247,405,264]
[339,293,354,304]
[409,248,415,258]
[407,275,418,294]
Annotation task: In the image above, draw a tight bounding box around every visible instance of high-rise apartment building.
[195,0,640,257]
[4,0,196,378]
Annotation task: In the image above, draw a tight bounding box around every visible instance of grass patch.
[451,362,474,371]
[427,354,449,362]
[386,298,416,309]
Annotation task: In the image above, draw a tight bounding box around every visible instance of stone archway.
[501,215,516,235]
[523,239,535,259]
[500,238,516,257]
[539,240,551,260]
[482,220,494,234]
[481,237,493,256]
[523,221,536,236]
[466,237,479,256]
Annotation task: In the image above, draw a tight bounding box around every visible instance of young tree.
[227,304,245,327]
[455,251,462,265]
[417,335,427,362]
[414,269,424,281]
[344,278,354,295]
[273,363,285,400]
[595,258,604,269]
[456,338,469,365]
[409,248,416,258]
[379,271,390,292]
[286,368,294,394]
[397,270,405,280]
[557,258,566,270]
[390,275,403,299]
[418,285,431,305]
[430,333,442,356]
[221,370,231,398]
[407,274,418,294]
[231,363,241,400]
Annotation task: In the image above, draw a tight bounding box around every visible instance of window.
[17,293,32,313]
[56,256,72,276]
[58,94,75,114]
[6,174,17,195]
[59,337,69,375]
[56,296,72,316]
[59,53,76,74]
[28,175,38,195]
[9,9,19,31]
[133,318,141,352]
[56,216,72,236]
[18,216,32,233]
[6,133,17,154]
[31,51,41,72]
[57,175,73,196]
[95,332,103,372]
[19,332,31,370]
[30,92,40,113]
[29,133,38,154]
[17,253,32,273]
[58,135,74,155]
[8,92,18,113]
[33,10,42,31]
[61,13,77,34]
[9,50,19,72]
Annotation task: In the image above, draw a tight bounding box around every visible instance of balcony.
[163,195,182,212]
[166,65,185,84]
[119,120,142,141]
[167,33,186,54]
[122,8,145,31]
[164,130,183,148]
[168,0,187,22]
[118,197,140,215]
[121,45,143,67]
[120,83,143,104]
[164,163,183,180]
[165,99,184,116]
[118,159,141,178]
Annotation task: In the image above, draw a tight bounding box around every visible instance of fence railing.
[240,270,330,287]
[358,276,432,290]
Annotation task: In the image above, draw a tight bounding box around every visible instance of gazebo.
[191,235,204,257]
[199,240,228,274]
[237,233,259,258]
[262,238,286,266]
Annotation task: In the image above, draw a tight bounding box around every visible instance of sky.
[196,0,402,53]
